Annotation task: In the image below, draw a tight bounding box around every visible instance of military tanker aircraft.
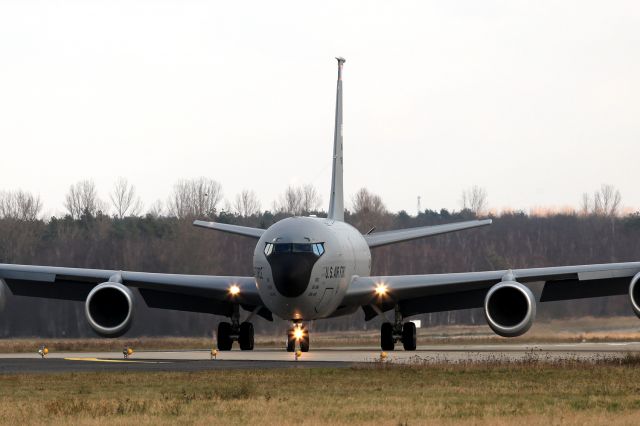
[2,58,640,352]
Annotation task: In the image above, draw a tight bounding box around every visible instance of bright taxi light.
[229,284,241,296]
[375,283,388,297]
[293,327,304,340]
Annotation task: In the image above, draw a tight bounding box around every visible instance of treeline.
[0,181,639,337]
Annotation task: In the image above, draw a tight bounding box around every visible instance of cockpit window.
[292,243,312,253]
[273,243,291,254]
[312,243,324,256]
[264,242,324,257]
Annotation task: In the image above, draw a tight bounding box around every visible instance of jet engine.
[484,280,536,337]
[628,272,640,318]
[85,282,134,337]
[0,279,7,312]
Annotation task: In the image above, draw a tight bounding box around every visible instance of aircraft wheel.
[217,322,233,351]
[381,322,394,351]
[239,322,254,351]
[300,331,310,352]
[402,321,417,351]
[286,330,296,352]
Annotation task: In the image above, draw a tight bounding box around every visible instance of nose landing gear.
[287,322,309,352]
[380,307,417,351]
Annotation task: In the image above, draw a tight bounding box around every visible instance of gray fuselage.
[253,216,371,320]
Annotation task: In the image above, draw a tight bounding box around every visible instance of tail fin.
[328,57,345,221]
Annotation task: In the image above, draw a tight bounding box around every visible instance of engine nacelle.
[484,280,536,337]
[85,282,134,337]
[629,272,640,318]
[0,279,7,312]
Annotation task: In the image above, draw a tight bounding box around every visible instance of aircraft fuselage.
[253,216,371,320]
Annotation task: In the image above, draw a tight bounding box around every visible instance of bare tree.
[147,199,165,218]
[234,189,261,217]
[594,184,622,217]
[274,186,303,216]
[109,177,142,219]
[0,190,42,221]
[580,193,591,216]
[352,188,386,216]
[64,180,105,219]
[167,177,223,219]
[461,186,488,216]
[273,184,321,216]
[301,184,322,213]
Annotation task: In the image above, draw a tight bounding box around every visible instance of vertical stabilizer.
[328,57,345,221]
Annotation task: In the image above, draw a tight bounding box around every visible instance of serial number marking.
[324,265,345,279]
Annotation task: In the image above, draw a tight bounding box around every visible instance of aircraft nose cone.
[268,253,317,298]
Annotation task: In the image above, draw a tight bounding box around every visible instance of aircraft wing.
[193,220,265,239]
[344,262,640,319]
[364,219,492,248]
[0,263,270,319]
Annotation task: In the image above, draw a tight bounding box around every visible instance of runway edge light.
[123,347,134,359]
[38,345,48,359]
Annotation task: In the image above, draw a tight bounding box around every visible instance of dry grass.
[3,316,640,353]
[2,357,640,425]
[0,337,216,354]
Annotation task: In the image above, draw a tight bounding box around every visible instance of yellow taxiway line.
[64,357,170,364]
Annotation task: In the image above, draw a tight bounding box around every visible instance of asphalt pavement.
[1,342,639,373]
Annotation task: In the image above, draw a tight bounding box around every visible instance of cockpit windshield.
[264,242,324,257]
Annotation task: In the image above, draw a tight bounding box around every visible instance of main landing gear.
[380,307,416,351]
[217,305,255,351]
[286,322,310,352]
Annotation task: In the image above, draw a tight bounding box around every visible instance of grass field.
[2,357,640,425]
[2,316,640,353]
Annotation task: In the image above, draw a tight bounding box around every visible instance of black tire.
[286,329,296,352]
[381,322,394,351]
[402,322,417,351]
[217,322,233,351]
[300,331,310,352]
[239,322,254,351]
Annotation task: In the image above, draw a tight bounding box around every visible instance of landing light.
[293,327,304,341]
[229,284,241,296]
[375,283,388,297]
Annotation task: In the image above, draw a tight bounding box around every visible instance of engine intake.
[484,281,536,337]
[85,282,134,337]
[629,272,640,318]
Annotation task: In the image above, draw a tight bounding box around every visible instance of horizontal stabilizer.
[193,220,265,239]
[364,219,492,248]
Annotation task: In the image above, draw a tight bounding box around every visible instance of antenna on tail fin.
[328,57,345,221]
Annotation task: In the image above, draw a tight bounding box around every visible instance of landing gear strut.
[380,306,416,351]
[217,305,255,351]
[286,322,309,352]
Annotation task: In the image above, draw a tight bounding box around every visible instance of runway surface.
[1,342,639,373]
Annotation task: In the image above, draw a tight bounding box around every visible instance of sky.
[0,0,639,217]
